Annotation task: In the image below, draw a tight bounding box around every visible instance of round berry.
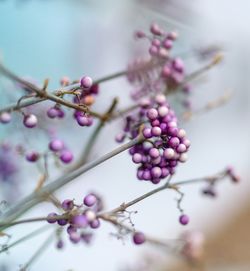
[56,240,64,249]
[47,107,58,118]
[163,148,175,159]
[47,212,58,224]
[149,148,160,158]
[80,76,93,89]
[71,214,88,228]
[179,214,189,225]
[49,139,64,152]
[90,218,100,229]
[132,153,143,163]
[176,143,187,153]
[25,151,39,162]
[83,194,97,207]
[150,22,162,35]
[23,114,37,128]
[155,94,166,105]
[0,112,11,124]
[158,106,169,117]
[61,199,74,211]
[147,108,158,120]
[179,153,188,163]
[60,150,73,164]
[85,210,96,222]
[143,128,152,139]
[133,232,146,245]
[57,218,68,226]
[168,137,180,148]
[69,232,81,243]
[151,167,162,178]
[151,127,161,136]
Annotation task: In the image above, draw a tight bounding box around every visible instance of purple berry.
[176,143,187,153]
[57,218,68,226]
[143,128,152,139]
[0,112,11,124]
[158,106,169,117]
[69,232,81,243]
[151,167,162,178]
[23,114,37,128]
[151,127,161,136]
[56,240,64,249]
[132,153,143,163]
[163,148,175,159]
[71,214,88,228]
[47,212,58,224]
[83,194,97,207]
[163,39,173,49]
[47,107,58,118]
[133,232,146,245]
[25,151,39,162]
[135,30,146,39]
[60,150,73,164]
[81,233,93,244]
[149,148,160,158]
[80,76,93,89]
[179,214,189,225]
[168,137,180,148]
[67,225,77,234]
[61,199,74,211]
[90,218,100,229]
[49,139,64,152]
[150,22,162,35]
[147,108,158,120]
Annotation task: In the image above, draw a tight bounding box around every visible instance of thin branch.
[100,214,173,250]
[0,63,103,119]
[0,214,68,228]
[0,134,144,231]
[20,232,54,271]
[70,98,119,171]
[0,169,227,230]
[0,225,50,254]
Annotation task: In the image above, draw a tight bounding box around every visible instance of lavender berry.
[23,114,37,128]
[49,139,64,152]
[0,112,11,124]
[116,94,190,184]
[133,232,146,245]
[25,151,40,162]
[80,76,93,89]
[60,150,73,164]
[83,194,97,207]
[179,214,189,225]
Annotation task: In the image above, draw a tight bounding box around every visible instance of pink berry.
[23,114,37,128]
[0,112,11,124]
[80,76,93,89]
[179,214,189,225]
[60,150,73,164]
[133,232,146,245]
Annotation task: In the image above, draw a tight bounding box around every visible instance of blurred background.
[0,0,249,270]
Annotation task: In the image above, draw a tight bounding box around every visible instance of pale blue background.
[0,1,249,270]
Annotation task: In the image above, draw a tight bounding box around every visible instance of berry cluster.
[47,106,65,119]
[0,111,38,129]
[47,193,103,246]
[127,23,190,102]
[116,94,190,184]
[25,138,73,164]
[73,77,99,127]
